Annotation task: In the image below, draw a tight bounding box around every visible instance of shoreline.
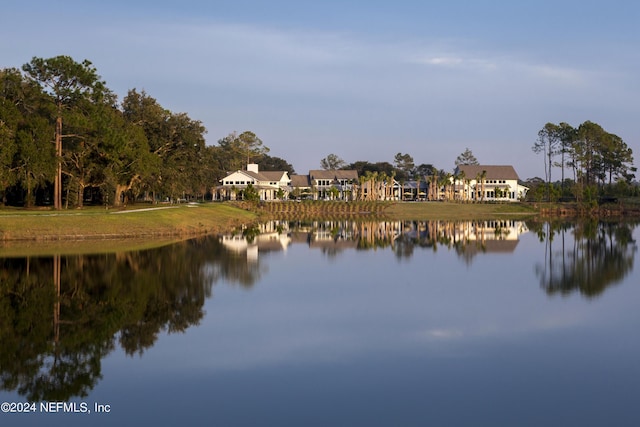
[2,200,639,247]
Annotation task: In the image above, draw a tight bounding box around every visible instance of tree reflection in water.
[1,219,636,401]
[0,236,262,401]
[532,220,638,297]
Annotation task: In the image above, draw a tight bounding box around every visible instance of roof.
[455,165,520,181]
[259,171,288,181]
[290,174,311,187]
[222,169,357,187]
[399,180,429,190]
[226,170,288,183]
[309,170,358,181]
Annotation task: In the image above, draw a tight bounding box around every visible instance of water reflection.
[1,218,637,404]
[531,220,638,297]
[224,219,530,262]
[223,219,638,296]
[0,237,259,402]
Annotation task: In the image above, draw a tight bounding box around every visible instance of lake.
[1,219,639,427]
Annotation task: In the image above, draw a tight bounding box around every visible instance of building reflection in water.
[221,221,292,261]
[221,219,530,262]
[3,219,635,403]
[221,219,637,298]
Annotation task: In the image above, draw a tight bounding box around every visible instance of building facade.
[217,164,291,201]
[217,164,528,202]
[453,165,529,202]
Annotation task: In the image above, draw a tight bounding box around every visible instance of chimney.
[247,163,259,173]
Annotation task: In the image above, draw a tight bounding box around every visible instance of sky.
[2,0,639,179]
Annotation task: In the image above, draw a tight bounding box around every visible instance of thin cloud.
[411,56,464,67]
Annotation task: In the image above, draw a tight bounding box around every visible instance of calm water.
[1,219,639,427]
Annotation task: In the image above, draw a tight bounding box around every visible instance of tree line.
[1,56,637,208]
[321,122,638,203]
[0,56,291,208]
[531,121,636,202]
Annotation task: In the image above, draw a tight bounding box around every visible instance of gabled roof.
[222,170,258,181]
[225,170,288,183]
[290,174,311,187]
[242,170,262,181]
[455,165,520,181]
[309,170,358,181]
[259,171,289,182]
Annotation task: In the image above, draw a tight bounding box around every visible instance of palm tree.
[429,174,438,200]
[456,170,466,202]
[361,171,377,201]
[378,172,388,200]
[371,171,380,200]
[438,175,449,201]
[447,173,456,201]
[475,170,487,202]
[357,175,367,201]
[388,171,396,200]
[399,179,406,201]
[363,172,371,200]
[465,178,471,203]
[329,186,340,200]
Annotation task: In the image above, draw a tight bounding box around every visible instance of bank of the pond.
[533,199,640,218]
[249,200,391,219]
[253,199,640,220]
[250,200,538,221]
[0,203,258,242]
[3,199,639,245]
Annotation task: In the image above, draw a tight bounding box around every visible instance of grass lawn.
[0,203,257,243]
[384,201,539,220]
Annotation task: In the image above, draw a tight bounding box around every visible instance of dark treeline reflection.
[531,220,638,297]
[0,237,262,401]
[2,219,637,401]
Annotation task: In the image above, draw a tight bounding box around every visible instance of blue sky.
[2,0,639,179]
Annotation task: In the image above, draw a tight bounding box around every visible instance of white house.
[290,169,359,200]
[453,165,529,202]
[218,163,290,201]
